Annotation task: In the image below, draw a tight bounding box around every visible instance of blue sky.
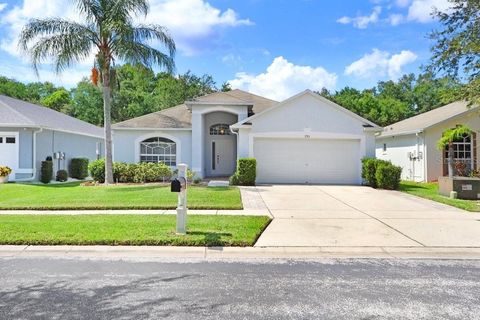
[0,0,450,100]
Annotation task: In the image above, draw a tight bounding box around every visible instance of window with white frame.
[140,137,176,166]
[444,134,473,167]
[210,124,230,135]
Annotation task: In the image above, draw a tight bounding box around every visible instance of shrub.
[193,177,202,185]
[229,173,240,186]
[375,163,402,190]
[89,159,173,183]
[230,158,256,186]
[40,160,53,184]
[56,169,68,182]
[361,158,390,188]
[0,166,12,177]
[69,158,89,179]
[89,159,105,183]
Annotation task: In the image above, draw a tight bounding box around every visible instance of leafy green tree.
[0,76,28,99]
[70,80,104,126]
[41,89,72,112]
[428,0,480,104]
[221,82,232,92]
[19,0,176,184]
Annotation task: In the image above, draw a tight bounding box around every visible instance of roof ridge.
[230,89,279,103]
[385,101,471,128]
[0,96,35,125]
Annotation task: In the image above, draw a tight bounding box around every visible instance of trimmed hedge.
[40,160,53,184]
[56,170,68,182]
[376,163,402,190]
[361,157,402,190]
[230,158,256,186]
[89,159,173,183]
[69,158,89,179]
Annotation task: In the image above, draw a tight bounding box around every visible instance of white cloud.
[145,0,252,55]
[388,13,404,26]
[228,56,337,101]
[407,0,451,22]
[0,0,252,58]
[345,49,417,80]
[0,62,89,88]
[395,0,411,7]
[0,3,7,12]
[337,6,382,29]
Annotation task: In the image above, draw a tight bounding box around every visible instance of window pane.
[0,137,3,143]
[140,137,176,166]
[6,137,15,144]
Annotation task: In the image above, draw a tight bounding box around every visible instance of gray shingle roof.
[0,95,103,138]
[379,101,477,137]
[113,89,278,129]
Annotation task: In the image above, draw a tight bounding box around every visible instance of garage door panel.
[254,138,360,184]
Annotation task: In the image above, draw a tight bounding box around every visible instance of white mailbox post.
[176,163,188,234]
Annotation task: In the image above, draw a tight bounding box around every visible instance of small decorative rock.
[208,180,230,187]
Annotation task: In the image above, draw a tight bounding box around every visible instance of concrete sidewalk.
[1,245,480,260]
[0,209,268,216]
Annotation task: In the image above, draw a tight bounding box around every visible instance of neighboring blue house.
[0,95,103,181]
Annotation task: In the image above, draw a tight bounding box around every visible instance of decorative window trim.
[444,134,474,169]
[134,133,181,167]
[139,137,176,166]
[210,124,231,136]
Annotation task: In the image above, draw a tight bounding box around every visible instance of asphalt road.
[0,258,479,320]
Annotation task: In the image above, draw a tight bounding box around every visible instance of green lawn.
[399,181,480,212]
[0,215,270,246]
[0,182,242,210]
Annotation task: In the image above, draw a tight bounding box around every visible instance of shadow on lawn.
[0,275,225,319]
[187,231,232,246]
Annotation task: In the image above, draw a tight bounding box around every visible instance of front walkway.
[253,185,480,247]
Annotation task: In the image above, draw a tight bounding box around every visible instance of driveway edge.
[1,245,480,260]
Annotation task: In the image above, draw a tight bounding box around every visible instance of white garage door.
[0,133,19,178]
[254,138,361,184]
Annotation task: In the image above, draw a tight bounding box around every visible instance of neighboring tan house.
[113,89,380,184]
[376,101,480,182]
[0,95,103,181]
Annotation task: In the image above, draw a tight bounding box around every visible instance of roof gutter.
[377,129,424,138]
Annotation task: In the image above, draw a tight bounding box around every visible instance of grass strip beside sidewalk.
[0,215,271,247]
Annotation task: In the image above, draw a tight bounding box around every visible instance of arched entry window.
[140,137,176,166]
[210,124,231,135]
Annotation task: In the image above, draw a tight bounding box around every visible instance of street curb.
[1,245,480,260]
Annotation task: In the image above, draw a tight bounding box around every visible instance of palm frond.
[74,0,101,24]
[29,33,94,74]
[19,18,99,50]
[109,0,149,23]
[132,25,176,57]
[114,40,175,73]
[436,125,472,150]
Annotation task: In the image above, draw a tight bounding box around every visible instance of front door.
[0,133,19,179]
[210,140,235,176]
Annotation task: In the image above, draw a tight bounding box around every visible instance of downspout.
[230,126,240,162]
[15,127,43,182]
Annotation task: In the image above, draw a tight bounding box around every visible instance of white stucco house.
[113,89,380,184]
[376,101,480,182]
[0,95,104,181]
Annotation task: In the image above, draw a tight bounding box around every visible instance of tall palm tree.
[19,0,175,184]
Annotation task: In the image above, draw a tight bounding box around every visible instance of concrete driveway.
[253,185,480,247]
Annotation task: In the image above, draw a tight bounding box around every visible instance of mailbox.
[171,178,182,192]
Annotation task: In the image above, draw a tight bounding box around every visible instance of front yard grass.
[399,181,480,212]
[0,182,242,210]
[0,215,270,246]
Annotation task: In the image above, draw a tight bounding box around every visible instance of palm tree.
[19,0,175,184]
